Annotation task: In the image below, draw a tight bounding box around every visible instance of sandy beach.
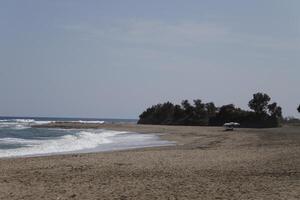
[0,124,299,200]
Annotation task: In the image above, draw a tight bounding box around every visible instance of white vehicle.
[223,122,240,131]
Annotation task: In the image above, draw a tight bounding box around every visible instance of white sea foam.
[0,130,124,158]
[0,118,173,157]
[0,119,35,129]
[14,119,35,123]
[72,120,105,124]
[13,124,30,130]
[0,119,104,129]
[0,119,54,129]
[34,121,53,125]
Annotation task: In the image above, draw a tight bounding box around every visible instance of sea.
[0,117,172,158]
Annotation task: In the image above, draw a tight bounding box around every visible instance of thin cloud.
[62,19,230,47]
[62,19,300,51]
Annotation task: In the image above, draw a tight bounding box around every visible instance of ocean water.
[0,117,172,158]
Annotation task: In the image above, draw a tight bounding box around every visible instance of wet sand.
[0,124,299,200]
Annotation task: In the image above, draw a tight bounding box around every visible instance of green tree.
[138,95,282,127]
[180,100,195,125]
[218,104,237,119]
[193,99,205,112]
[268,102,282,119]
[205,102,217,117]
[193,99,205,117]
[181,100,194,116]
[248,93,271,115]
[298,105,300,113]
[181,100,192,111]
[173,104,185,124]
[192,99,210,125]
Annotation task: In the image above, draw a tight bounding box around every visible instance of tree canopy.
[248,93,271,115]
[298,105,300,113]
[138,92,283,128]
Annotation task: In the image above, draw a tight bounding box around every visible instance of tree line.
[138,92,286,128]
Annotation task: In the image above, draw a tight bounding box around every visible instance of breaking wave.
[0,118,105,130]
[0,130,122,158]
[0,119,51,129]
[72,120,105,124]
[0,118,173,158]
[0,128,173,158]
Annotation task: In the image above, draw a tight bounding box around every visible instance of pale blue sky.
[0,0,299,118]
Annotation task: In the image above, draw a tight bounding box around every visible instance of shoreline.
[1,123,177,159]
[0,124,299,199]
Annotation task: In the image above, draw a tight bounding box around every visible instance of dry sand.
[0,124,299,200]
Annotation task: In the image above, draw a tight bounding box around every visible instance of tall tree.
[248,93,271,115]
[180,100,194,124]
[268,102,282,119]
[205,102,217,117]
[218,104,236,118]
[193,99,205,116]
[181,100,193,115]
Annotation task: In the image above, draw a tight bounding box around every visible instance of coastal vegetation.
[138,92,283,128]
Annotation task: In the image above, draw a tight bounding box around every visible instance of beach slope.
[0,124,299,200]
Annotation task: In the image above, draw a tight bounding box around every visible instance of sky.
[0,0,299,119]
